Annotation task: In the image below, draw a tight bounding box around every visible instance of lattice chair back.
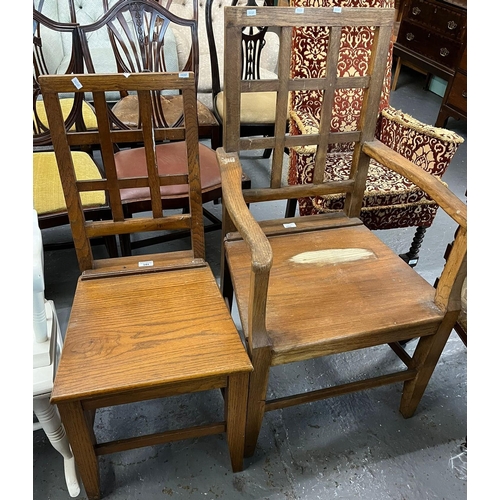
[39,71,206,272]
[290,0,394,153]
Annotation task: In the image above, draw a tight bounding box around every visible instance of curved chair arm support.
[289,106,465,170]
[216,148,273,350]
[363,139,467,312]
[216,149,273,272]
[377,107,464,177]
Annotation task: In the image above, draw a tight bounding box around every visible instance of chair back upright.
[221,5,394,217]
[39,72,205,272]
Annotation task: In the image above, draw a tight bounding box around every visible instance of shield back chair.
[206,0,281,159]
[286,0,464,267]
[39,71,252,500]
[33,7,97,149]
[33,209,81,498]
[33,8,115,254]
[77,0,244,253]
[217,5,466,458]
[81,0,221,150]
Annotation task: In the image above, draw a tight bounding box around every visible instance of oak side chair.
[217,5,467,457]
[39,71,252,500]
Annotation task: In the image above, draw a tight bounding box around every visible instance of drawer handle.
[412,7,421,15]
[406,32,415,41]
[462,91,467,99]
[447,20,458,30]
[440,47,450,57]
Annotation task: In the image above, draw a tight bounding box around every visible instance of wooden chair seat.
[51,264,251,401]
[226,216,443,365]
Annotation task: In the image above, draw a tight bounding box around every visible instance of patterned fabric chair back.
[290,0,394,152]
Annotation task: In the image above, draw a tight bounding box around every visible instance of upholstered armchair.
[287,0,464,265]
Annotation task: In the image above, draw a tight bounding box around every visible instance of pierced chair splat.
[79,0,221,148]
[206,0,281,159]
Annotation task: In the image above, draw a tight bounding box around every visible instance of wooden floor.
[33,65,468,500]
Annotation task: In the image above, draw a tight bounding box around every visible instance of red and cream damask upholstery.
[288,0,464,235]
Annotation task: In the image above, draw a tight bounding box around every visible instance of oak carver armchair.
[39,71,252,500]
[286,0,464,266]
[217,5,466,457]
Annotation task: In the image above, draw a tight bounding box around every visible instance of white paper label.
[71,77,82,89]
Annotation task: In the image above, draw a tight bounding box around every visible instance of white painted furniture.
[33,209,80,498]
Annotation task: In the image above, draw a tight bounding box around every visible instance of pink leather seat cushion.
[114,142,221,202]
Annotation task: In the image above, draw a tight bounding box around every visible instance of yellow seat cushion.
[33,151,106,215]
[34,98,98,132]
[215,91,285,124]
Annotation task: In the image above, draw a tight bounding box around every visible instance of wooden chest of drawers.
[393,0,467,82]
[435,43,466,126]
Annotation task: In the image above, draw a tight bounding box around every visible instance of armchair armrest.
[377,107,464,177]
[290,106,465,177]
[216,148,273,350]
[363,140,466,224]
[363,139,467,311]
